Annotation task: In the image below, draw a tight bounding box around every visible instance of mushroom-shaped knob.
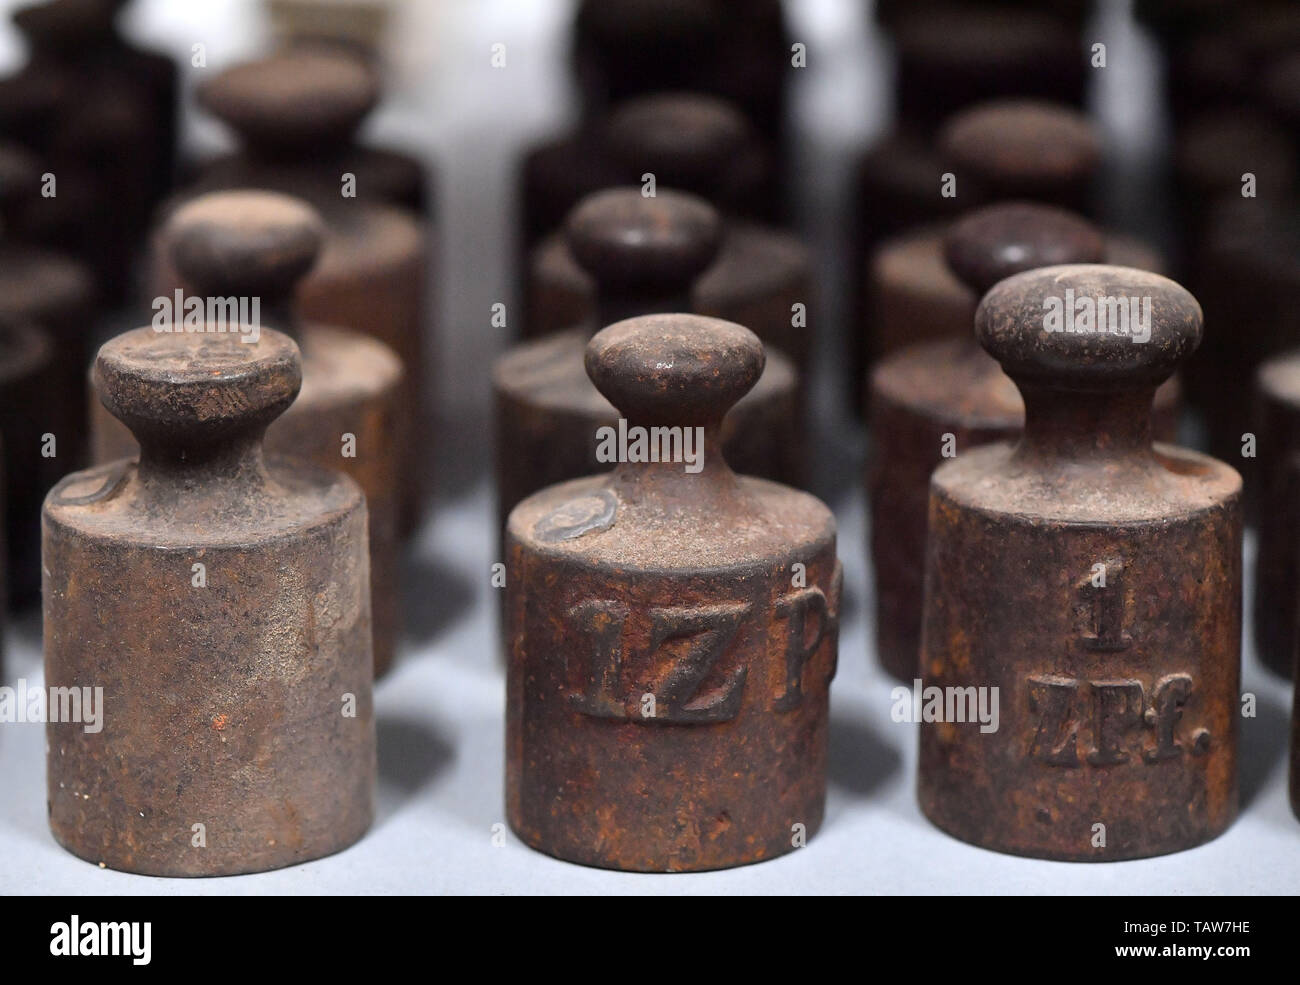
[945,201,1106,296]
[586,313,764,428]
[94,326,302,455]
[162,190,324,312]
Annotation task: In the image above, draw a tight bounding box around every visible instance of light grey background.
[0,0,1292,895]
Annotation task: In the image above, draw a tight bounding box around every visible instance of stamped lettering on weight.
[563,570,839,723]
[1026,673,1209,767]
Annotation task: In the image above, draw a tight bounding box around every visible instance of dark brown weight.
[518,92,779,339]
[850,100,1105,415]
[868,215,1160,363]
[918,264,1241,860]
[170,51,428,535]
[93,191,405,677]
[520,91,780,289]
[0,145,93,605]
[529,222,810,379]
[526,97,810,377]
[193,46,429,215]
[45,325,375,876]
[0,314,57,611]
[890,5,1086,133]
[1192,198,1300,462]
[1164,6,1300,130]
[938,100,1102,215]
[506,314,840,872]
[1251,352,1300,677]
[877,0,1090,31]
[571,0,789,147]
[496,188,802,539]
[1173,110,1296,253]
[10,0,177,301]
[870,204,1183,683]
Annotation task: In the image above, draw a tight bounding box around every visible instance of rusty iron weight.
[92,190,405,678]
[869,204,1184,683]
[868,219,1163,364]
[496,188,802,541]
[917,264,1241,860]
[505,313,841,871]
[571,0,788,146]
[183,47,429,536]
[194,46,427,214]
[851,99,1107,416]
[525,95,811,380]
[519,90,777,277]
[45,325,375,876]
[938,100,1102,214]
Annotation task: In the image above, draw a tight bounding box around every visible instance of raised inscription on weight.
[774,587,835,711]
[646,604,750,721]
[1026,674,1209,767]
[564,599,751,723]
[562,582,837,723]
[1079,560,1131,651]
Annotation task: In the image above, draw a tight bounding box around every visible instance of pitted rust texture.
[499,188,803,539]
[94,190,405,677]
[45,326,375,876]
[890,6,1085,129]
[1252,353,1300,677]
[938,100,1101,213]
[506,314,840,872]
[918,264,1240,860]
[184,47,429,534]
[869,204,1181,682]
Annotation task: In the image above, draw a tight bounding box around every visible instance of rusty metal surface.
[161,57,426,535]
[94,190,405,677]
[869,203,1183,682]
[500,189,803,537]
[524,92,799,345]
[45,325,374,876]
[505,313,839,871]
[519,89,778,279]
[529,217,810,374]
[938,100,1102,212]
[187,47,429,534]
[868,220,1159,362]
[917,264,1241,860]
[194,46,428,214]
[850,100,1105,414]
